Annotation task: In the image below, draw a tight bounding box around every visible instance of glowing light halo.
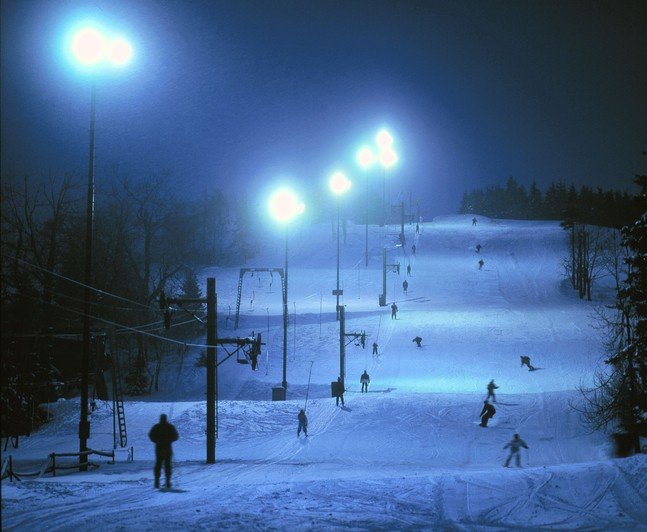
[379,147,398,169]
[376,129,394,150]
[356,146,376,169]
[108,36,133,66]
[329,171,352,195]
[70,27,107,66]
[269,187,305,223]
[69,25,133,69]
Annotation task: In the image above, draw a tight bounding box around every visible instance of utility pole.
[379,248,387,306]
[338,305,366,386]
[206,278,217,464]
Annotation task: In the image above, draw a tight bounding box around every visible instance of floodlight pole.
[79,81,96,471]
[381,166,386,227]
[282,225,289,393]
[365,174,369,266]
[206,278,217,464]
[336,198,341,320]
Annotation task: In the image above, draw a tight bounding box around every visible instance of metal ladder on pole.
[111,356,128,448]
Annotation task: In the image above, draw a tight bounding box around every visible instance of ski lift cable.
[12,256,158,311]
[16,292,212,349]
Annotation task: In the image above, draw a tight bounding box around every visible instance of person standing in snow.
[149,414,179,489]
[416,222,420,234]
[335,376,345,406]
[407,264,411,276]
[412,336,422,347]
[412,244,417,255]
[475,244,482,253]
[391,302,398,319]
[472,217,477,226]
[478,259,484,270]
[297,409,308,437]
[402,279,409,294]
[372,342,379,355]
[520,355,535,371]
[479,400,496,427]
[503,433,529,467]
[486,380,498,402]
[360,370,370,393]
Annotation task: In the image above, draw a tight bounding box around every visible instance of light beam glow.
[376,129,394,150]
[356,146,376,169]
[329,171,352,195]
[269,188,306,223]
[379,148,398,168]
[70,27,106,66]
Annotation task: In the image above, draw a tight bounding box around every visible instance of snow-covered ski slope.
[3,215,647,530]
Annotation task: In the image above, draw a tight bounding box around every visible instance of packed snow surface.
[3,215,646,530]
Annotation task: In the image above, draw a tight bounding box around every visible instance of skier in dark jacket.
[372,342,379,355]
[520,355,535,370]
[407,264,411,276]
[391,302,398,319]
[335,376,345,406]
[475,244,482,253]
[297,409,308,437]
[412,336,422,347]
[486,380,498,402]
[478,259,484,270]
[402,279,409,294]
[479,400,496,427]
[360,370,370,393]
[149,414,179,489]
[503,433,529,467]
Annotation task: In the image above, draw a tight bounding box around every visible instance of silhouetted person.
[486,380,498,402]
[520,355,535,371]
[396,262,401,274]
[407,264,411,276]
[391,302,398,319]
[149,414,179,489]
[412,244,416,255]
[297,409,308,437]
[372,342,379,355]
[416,223,420,234]
[479,400,496,427]
[504,433,529,467]
[472,217,477,226]
[475,244,482,253]
[360,370,370,393]
[412,336,422,347]
[478,259,484,270]
[335,376,345,406]
[402,279,409,294]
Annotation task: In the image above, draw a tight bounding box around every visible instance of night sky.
[2,0,646,217]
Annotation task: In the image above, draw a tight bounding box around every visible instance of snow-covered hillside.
[3,216,646,530]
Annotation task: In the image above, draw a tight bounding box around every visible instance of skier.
[407,264,411,276]
[520,355,535,371]
[372,342,379,355]
[486,380,499,402]
[297,409,308,437]
[412,336,422,347]
[478,259,484,270]
[360,370,370,393]
[391,302,398,320]
[412,244,417,255]
[503,433,529,467]
[396,262,401,275]
[416,222,420,234]
[402,279,409,294]
[472,217,477,226]
[475,244,482,253]
[335,376,345,406]
[479,400,496,427]
[148,414,179,489]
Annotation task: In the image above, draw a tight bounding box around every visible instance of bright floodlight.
[376,129,394,150]
[269,188,305,223]
[108,37,133,66]
[379,148,398,168]
[356,146,376,169]
[329,171,352,195]
[70,26,133,68]
[70,27,107,66]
